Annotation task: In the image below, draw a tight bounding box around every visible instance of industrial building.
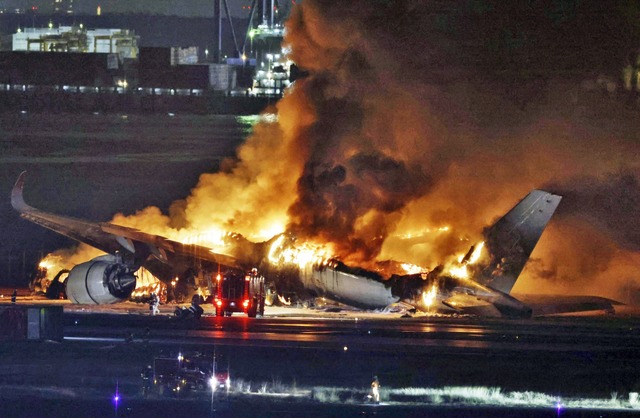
[12,25,138,58]
[2,22,238,94]
[0,0,294,113]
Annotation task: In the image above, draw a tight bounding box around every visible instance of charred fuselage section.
[302,261,532,318]
[274,190,562,318]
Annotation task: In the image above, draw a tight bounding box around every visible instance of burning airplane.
[13,171,616,318]
[10,0,637,315]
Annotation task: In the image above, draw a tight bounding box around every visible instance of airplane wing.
[11,171,242,276]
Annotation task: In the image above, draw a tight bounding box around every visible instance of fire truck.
[213,269,265,317]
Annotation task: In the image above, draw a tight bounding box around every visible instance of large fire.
[446,242,486,280]
[421,284,438,311]
[34,0,640,304]
[267,235,333,270]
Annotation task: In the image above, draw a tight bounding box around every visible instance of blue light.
[114,381,121,408]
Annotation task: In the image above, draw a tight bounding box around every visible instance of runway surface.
[1,301,639,417]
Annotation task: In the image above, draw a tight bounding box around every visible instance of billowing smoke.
[549,174,640,252]
[520,173,640,303]
[49,1,640,303]
[273,0,639,302]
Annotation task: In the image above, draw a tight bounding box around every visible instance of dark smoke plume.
[279,0,640,301]
[548,173,640,251]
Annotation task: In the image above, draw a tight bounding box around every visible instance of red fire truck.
[213,269,265,317]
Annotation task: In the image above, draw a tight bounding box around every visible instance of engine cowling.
[66,255,137,304]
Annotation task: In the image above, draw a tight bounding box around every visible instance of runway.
[63,305,640,355]
[1,301,640,417]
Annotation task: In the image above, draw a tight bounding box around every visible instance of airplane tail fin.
[475,190,561,294]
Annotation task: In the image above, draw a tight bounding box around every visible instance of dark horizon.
[0,0,296,18]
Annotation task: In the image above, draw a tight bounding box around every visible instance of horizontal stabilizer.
[516,294,621,316]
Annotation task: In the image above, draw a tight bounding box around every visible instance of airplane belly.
[307,267,399,309]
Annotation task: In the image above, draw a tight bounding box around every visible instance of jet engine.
[65,255,137,304]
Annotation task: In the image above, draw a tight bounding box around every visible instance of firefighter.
[11,288,17,304]
[149,293,160,315]
[371,376,380,403]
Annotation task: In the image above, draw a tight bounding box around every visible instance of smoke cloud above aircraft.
[45,0,640,304]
